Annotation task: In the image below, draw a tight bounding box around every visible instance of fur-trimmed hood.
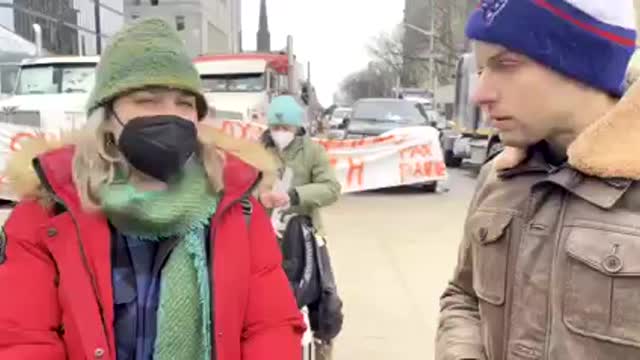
[494,79,640,180]
[4,123,277,201]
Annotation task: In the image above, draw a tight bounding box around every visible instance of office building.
[0,0,124,55]
[124,0,241,57]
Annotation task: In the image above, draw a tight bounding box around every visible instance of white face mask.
[271,130,295,150]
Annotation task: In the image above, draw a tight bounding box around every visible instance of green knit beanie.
[86,18,208,118]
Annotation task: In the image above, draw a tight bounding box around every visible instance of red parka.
[0,145,305,360]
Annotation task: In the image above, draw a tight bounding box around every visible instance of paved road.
[0,167,479,359]
[327,168,478,359]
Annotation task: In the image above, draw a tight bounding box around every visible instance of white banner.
[0,119,447,200]
[207,119,447,193]
[325,127,447,193]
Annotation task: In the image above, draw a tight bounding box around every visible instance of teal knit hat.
[86,18,208,118]
[267,95,304,127]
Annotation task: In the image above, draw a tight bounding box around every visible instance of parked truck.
[194,35,317,126]
[440,52,502,167]
[0,55,99,202]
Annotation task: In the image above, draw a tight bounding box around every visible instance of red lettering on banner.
[350,138,366,148]
[10,132,39,152]
[221,120,236,136]
[371,135,395,145]
[319,139,339,152]
[435,161,447,177]
[346,157,365,188]
[415,162,427,177]
[317,139,329,151]
[399,160,446,183]
[314,134,399,151]
[324,139,340,151]
[400,145,433,160]
[238,122,253,139]
[328,156,338,169]
[217,120,265,141]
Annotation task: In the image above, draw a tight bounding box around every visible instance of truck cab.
[1,55,98,124]
[0,55,99,202]
[194,53,293,123]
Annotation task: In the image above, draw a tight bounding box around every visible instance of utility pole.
[287,35,296,95]
[94,0,102,54]
[429,0,437,98]
[402,15,438,96]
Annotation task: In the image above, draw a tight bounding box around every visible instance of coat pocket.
[467,210,514,306]
[563,223,640,348]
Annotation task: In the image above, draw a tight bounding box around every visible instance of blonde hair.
[72,106,224,210]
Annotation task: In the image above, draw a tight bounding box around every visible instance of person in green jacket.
[259,95,341,360]
[259,95,341,236]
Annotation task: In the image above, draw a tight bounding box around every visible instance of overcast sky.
[241,0,405,107]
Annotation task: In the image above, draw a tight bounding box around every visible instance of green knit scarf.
[100,162,217,360]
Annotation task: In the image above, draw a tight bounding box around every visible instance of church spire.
[257,0,271,52]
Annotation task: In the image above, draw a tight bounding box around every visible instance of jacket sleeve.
[293,143,341,208]
[242,197,306,360]
[435,165,493,360]
[0,201,66,360]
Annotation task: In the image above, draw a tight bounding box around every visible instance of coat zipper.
[32,159,111,355]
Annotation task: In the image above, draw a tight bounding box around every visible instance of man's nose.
[471,72,499,107]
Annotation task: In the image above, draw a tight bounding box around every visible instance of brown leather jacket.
[436,81,640,360]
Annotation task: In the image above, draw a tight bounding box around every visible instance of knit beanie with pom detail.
[466,0,637,97]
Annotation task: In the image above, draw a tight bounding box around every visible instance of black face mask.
[115,114,198,182]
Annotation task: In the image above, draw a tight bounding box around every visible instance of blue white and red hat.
[466,0,637,96]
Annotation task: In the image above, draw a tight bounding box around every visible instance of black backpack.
[279,215,344,342]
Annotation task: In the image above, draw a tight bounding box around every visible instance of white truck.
[194,36,310,125]
[0,55,99,202]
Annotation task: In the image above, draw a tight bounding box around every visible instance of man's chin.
[498,133,535,149]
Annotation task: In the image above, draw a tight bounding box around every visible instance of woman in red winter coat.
[0,18,304,360]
